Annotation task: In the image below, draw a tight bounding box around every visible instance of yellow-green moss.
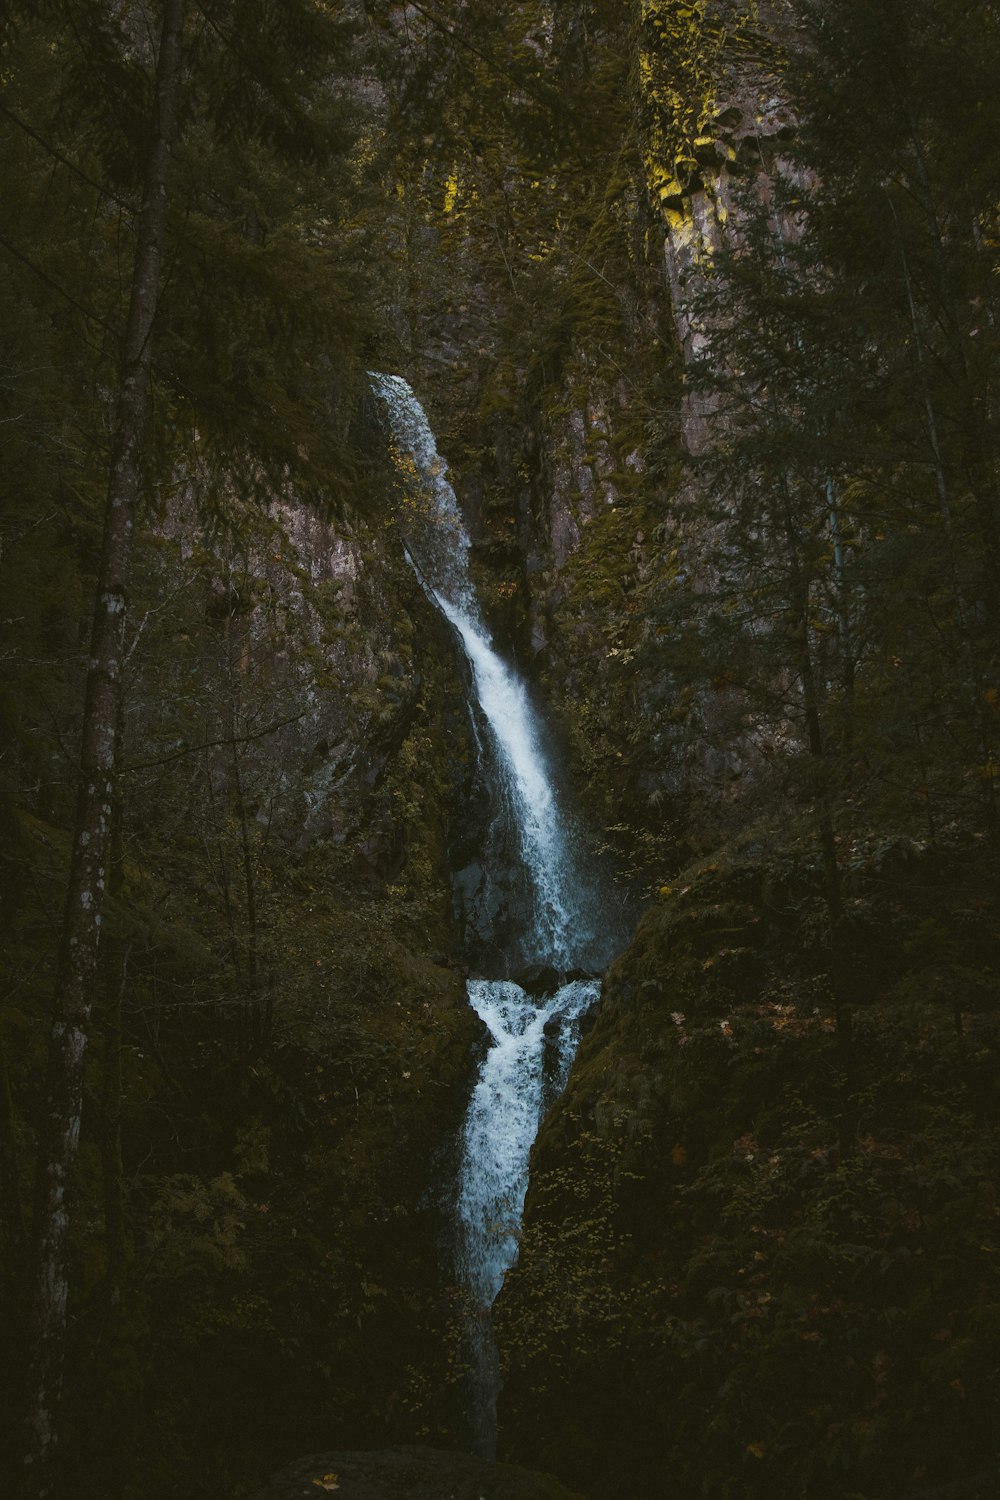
[636,0,763,221]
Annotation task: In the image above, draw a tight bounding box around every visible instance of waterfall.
[431,592,580,970]
[372,372,612,1456]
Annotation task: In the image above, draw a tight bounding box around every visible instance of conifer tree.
[650,0,1000,1125]
[674,178,864,1112]
[663,0,1000,845]
[784,0,1000,825]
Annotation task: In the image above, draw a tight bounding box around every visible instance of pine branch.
[0,231,118,341]
[122,711,307,773]
[0,103,132,210]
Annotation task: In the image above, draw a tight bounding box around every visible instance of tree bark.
[776,474,855,1152]
[22,4,186,1494]
[0,1018,26,1273]
[101,949,129,1314]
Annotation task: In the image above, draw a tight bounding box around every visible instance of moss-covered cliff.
[497,835,1000,1497]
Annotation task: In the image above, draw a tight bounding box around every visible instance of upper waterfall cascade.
[372,371,611,1455]
[372,372,608,972]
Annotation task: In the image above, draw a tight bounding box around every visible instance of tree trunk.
[22,5,185,1494]
[906,126,1000,602]
[776,475,856,1153]
[0,1019,26,1273]
[825,477,855,749]
[97,948,130,1317]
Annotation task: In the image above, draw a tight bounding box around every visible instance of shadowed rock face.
[252,1446,583,1500]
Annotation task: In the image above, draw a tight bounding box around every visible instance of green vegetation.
[3,1,1000,1497]
[0,4,476,1494]
[498,838,1000,1497]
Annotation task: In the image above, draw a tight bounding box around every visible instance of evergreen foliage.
[3,0,1000,1497]
[0,3,439,1496]
[642,0,1000,854]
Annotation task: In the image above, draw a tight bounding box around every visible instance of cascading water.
[454,975,600,1453]
[372,373,614,1456]
[431,592,582,971]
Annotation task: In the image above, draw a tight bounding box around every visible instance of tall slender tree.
[22,10,186,1492]
[10,3,373,1492]
[21,5,185,1488]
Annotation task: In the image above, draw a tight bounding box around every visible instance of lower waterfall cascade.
[372,372,615,1455]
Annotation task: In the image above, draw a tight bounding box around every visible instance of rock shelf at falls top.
[372,372,610,1450]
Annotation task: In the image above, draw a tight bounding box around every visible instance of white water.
[432,592,577,967]
[372,372,605,1454]
[456,977,600,1308]
[369,372,476,616]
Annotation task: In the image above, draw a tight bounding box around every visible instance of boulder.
[252,1446,583,1500]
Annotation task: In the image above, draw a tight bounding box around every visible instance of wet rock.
[511,963,563,995]
[512,964,599,996]
[252,1446,584,1500]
